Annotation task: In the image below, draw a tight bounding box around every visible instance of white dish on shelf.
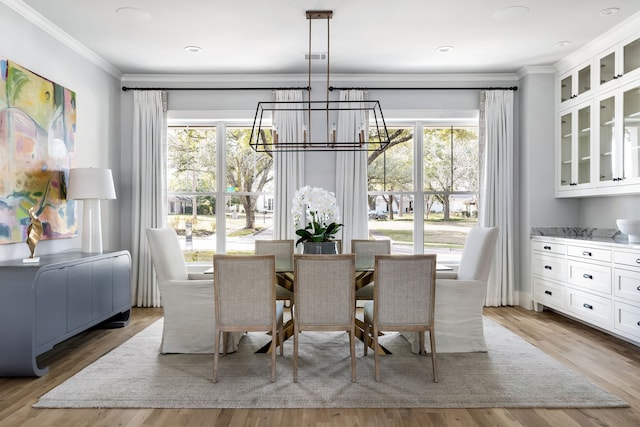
[617,219,640,243]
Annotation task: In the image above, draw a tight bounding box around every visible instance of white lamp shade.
[67,168,116,200]
[67,168,116,253]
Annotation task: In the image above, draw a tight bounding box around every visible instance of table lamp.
[67,168,117,253]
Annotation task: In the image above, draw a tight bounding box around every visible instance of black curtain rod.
[121,85,517,92]
[121,86,310,92]
[328,86,518,91]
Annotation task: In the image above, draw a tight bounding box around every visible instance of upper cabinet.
[597,35,640,91]
[559,61,592,106]
[556,29,640,198]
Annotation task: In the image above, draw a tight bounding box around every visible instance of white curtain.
[131,91,167,307]
[479,90,515,306]
[335,89,369,253]
[273,90,305,240]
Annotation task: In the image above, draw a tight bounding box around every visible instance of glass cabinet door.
[623,37,640,76]
[578,65,591,96]
[600,52,616,85]
[599,96,615,182]
[561,75,573,103]
[560,112,573,187]
[623,85,640,181]
[577,105,591,184]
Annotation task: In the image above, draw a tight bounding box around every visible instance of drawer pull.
[543,246,551,250]
[636,258,640,264]
[544,290,553,296]
[544,265,552,270]
[637,321,640,327]
[583,303,593,310]
[637,286,640,291]
[582,251,592,257]
[582,273,593,280]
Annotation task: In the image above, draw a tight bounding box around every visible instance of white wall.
[0,4,122,262]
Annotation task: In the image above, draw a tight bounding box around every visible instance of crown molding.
[1,0,122,78]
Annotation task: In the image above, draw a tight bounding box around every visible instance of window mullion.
[216,123,226,254]
[414,121,424,254]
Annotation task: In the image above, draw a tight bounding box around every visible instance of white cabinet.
[557,101,593,192]
[532,236,640,346]
[596,81,640,190]
[559,61,593,106]
[556,30,640,197]
[597,35,640,91]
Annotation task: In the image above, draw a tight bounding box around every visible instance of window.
[167,126,217,262]
[367,123,479,262]
[166,124,274,262]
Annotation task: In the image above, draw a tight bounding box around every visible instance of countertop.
[530,226,640,248]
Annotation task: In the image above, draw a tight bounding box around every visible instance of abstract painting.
[0,58,77,244]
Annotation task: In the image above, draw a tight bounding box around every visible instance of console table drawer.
[567,245,612,262]
[614,300,640,341]
[531,240,566,255]
[567,260,611,294]
[533,277,565,310]
[567,287,613,327]
[532,254,565,281]
[614,268,640,304]
[614,250,640,268]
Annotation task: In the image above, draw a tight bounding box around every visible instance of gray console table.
[0,250,131,376]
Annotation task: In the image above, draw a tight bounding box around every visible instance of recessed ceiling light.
[436,46,454,53]
[184,45,202,53]
[555,41,572,48]
[115,7,151,21]
[493,6,530,20]
[599,7,619,16]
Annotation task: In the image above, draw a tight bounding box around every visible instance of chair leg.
[271,326,277,383]
[350,326,356,383]
[374,325,381,382]
[419,331,426,355]
[222,331,228,356]
[363,322,370,356]
[278,325,284,356]
[429,329,438,383]
[293,326,299,383]
[212,329,221,383]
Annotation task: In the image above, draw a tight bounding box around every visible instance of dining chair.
[363,254,438,382]
[254,239,295,302]
[212,254,284,383]
[293,254,356,382]
[351,239,391,301]
[146,228,243,354]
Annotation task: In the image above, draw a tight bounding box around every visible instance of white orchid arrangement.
[292,186,343,247]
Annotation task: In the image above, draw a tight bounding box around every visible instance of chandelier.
[249,10,391,152]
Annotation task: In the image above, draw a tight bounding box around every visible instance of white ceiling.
[12,0,640,76]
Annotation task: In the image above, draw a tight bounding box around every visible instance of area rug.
[34,318,627,409]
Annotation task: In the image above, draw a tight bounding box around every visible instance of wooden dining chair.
[212,254,284,383]
[351,239,391,301]
[293,254,356,382]
[363,254,438,382]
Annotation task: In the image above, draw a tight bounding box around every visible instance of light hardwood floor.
[1,306,640,427]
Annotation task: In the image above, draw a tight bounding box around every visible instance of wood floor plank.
[1,306,639,426]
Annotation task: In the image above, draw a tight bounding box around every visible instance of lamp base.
[80,199,103,254]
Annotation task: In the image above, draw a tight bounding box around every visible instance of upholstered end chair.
[146,228,243,354]
[403,226,499,353]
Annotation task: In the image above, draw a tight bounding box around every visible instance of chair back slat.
[351,239,391,270]
[294,254,355,326]
[214,255,276,327]
[374,255,437,326]
[255,240,294,272]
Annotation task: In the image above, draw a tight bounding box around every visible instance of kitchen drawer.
[614,267,640,304]
[567,245,612,263]
[531,240,566,255]
[533,277,565,310]
[567,260,611,294]
[614,250,640,268]
[567,287,613,327]
[614,300,640,341]
[532,254,565,282]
